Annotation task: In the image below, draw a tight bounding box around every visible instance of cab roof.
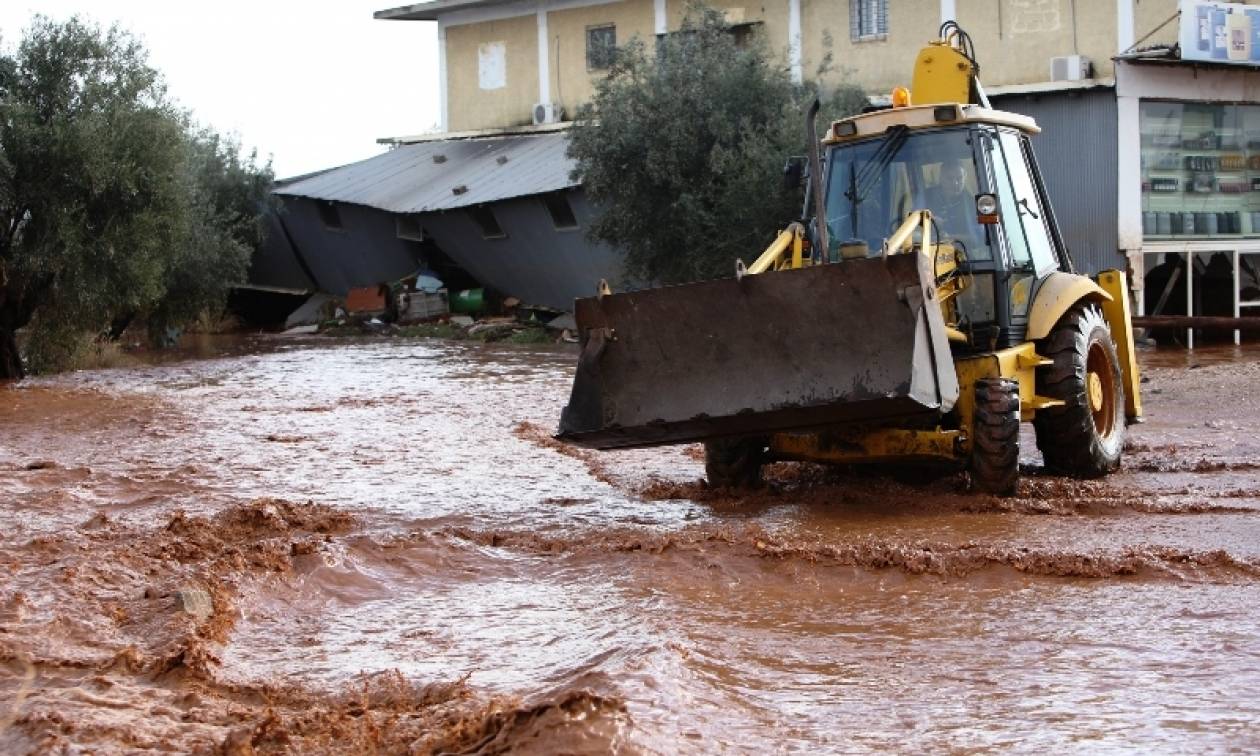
[823,104,1040,144]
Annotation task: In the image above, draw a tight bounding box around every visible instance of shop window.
[542,192,579,230]
[316,201,343,231]
[469,206,506,239]
[850,0,888,42]
[1140,101,1260,239]
[587,25,616,70]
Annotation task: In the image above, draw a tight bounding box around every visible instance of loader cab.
[819,106,1070,350]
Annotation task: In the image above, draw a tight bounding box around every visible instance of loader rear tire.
[1034,303,1125,477]
[970,378,1021,496]
[704,437,766,489]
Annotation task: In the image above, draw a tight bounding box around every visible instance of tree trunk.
[0,325,23,380]
[0,275,53,380]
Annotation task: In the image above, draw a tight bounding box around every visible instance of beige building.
[376,0,1180,133]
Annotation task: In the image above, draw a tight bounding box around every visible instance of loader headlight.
[976,193,999,224]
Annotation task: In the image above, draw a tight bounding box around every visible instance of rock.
[23,460,58,471]
[546,313,577,331]
[280,325,319,336]
[468,323,517,339]
[176,587,213,621]
[449,315,474,327]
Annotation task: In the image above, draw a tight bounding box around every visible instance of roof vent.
[496,155,509,165]
[452,185,468,195]
[433,154,447,164]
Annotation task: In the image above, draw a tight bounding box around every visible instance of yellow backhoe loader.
[557,22,1142,495]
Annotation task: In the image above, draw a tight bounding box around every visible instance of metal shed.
[990,85,1122,276]
[267,130,623,311]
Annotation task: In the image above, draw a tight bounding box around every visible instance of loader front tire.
[704,437,766,489]
[1034,302,1126,477]
[970,378,1021,496]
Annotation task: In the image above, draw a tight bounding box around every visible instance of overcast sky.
[0,1,441,179]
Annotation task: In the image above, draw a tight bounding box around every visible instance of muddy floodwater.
[2,335,1260,753]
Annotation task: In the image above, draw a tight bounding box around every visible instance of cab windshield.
[824,127,993,261]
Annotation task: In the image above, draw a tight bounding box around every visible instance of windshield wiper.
[844,125,910,209]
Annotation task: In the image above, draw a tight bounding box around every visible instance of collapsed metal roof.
[272,131,578,214]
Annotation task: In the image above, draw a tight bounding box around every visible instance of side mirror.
[783,156,806,190]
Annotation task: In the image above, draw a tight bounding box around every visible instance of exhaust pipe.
[806,97,828,263]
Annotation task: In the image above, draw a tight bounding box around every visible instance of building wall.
[276,198,426,295]
[438,0,1185,132]
[251,210,319,293]
[422,190,623,309]
[802,0,937,96]
[953,0,1124,85]
[446,13,540,131]
[1135,0,1183,49]
[991,88,1120,275]
[547,0,656,118]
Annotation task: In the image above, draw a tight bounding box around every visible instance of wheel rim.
[1085,341,1116,438]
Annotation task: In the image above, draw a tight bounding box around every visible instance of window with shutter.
[849,0,888,42]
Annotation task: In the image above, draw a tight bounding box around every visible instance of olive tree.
[145,130,273,345]
[0,16,272,378]
[567,5,866,286]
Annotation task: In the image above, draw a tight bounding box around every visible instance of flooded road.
[2,335,1260,752]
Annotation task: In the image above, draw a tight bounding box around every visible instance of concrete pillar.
[438,19,449,131]
[537,8,551,106]
[1117,0,1135,53]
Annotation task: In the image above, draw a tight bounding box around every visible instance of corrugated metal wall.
[422,190,623,311]
[275,199,426,295]
[991,88,1120,275]
[249,211,318,293]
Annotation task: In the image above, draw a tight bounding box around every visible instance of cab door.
[988,129,1061,343]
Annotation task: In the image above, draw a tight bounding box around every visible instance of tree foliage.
[0,16,273,377]
[567,5,867,285]
[146,129,272,345]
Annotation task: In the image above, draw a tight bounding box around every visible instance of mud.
[2,336,1260,752]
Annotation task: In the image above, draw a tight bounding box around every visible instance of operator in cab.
[926,160,976,246]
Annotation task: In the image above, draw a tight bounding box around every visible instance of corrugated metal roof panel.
[273,132,578,213]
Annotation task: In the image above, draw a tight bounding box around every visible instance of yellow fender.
[1026,272,1111,340]
[1027,270,1142,423]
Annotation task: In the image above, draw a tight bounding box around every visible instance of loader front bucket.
[557,253,960,450]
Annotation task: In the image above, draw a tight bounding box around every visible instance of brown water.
[2,336,1260,753]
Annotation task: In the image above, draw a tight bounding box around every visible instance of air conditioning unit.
[532,102,564,125]
[1050,55,1092,82]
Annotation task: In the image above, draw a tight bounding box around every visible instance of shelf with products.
[1139,101,1260,239]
